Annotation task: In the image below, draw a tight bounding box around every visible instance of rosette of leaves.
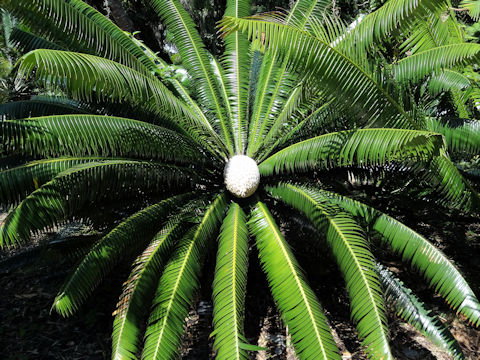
[1,0,480,359]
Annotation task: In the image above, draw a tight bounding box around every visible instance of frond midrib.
[256,202,329,359]
[285,184,390,356]
[231,205,241,359]
[169,0,233,154]
[150,231,195,359]
[112,223,179,358]
[223,16,419,129]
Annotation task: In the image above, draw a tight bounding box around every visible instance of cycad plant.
[1,0,480,359]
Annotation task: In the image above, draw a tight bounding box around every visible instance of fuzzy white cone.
[224,155,260,198]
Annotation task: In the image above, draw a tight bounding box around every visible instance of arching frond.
[1,115,205,164]
[428,69,471,96]
[296,186,480,326]
[0,98,88,119]
[222,0,251,153]
[0,161,197,248]
[112,218,191,360]
[53,193,196,317]
[267,184,392,359]
[1,0,158,71]
[392,43,480,83]
[0,157,100,206]
[378,264,465,360]
[425,150,480,210]
[248,201,340,360]
[15,50,181,122]
[219,16,418,129]
[337,0,447,53]
[10,26,65,52]
[426,117,480,155]
[145,0,234,154]
[142,194,227,360]
[212,203,249,360]
[16,50,226,156]
[259,129,443,176]
[460,0,480,20]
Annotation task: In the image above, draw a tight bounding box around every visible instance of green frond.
[451,88,472,119]
[425,150,480,210]
[258,98,334,162]
[285,0,333,30]
[247,50,263,118]
[428,69,471,96]
[222,0,251,154]
[219,16,418,129]
[1,8,16,48]
[250,63,302,157]
[259,84,303,152]
[16,49,226,156]
[167,77,218,136]
[248,201,340,360]
[10,26,65,52]
[0,98,88,119]
[246,1,340,156]
[299,186,480,326]
[0,157,101,206]
[337,0,446,52]
[1,115,205,164]
[0,161,197,248]
[258,128,443,176]
[393,43,480,83]
[145,0,234,155]
[53,193,196,317]
[15,50,179,121]
[112,218,191,360]
[267,184,392,359]
[102,31,222,145]
[378,264,465,360]
[426,117,480,155]
[209,55,235,150]
[247,50,284,155]
[400,10,463,55]
[212,203,249,360]
[142,193,227,360]
[460,0,480,20]
[1,0,158,72]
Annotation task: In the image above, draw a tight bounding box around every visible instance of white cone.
[224,155,260,198]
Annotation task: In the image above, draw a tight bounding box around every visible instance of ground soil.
[1,204,480,360]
